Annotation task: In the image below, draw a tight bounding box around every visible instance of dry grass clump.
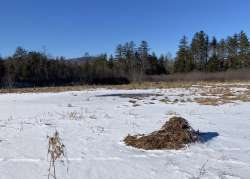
[129,100,137,104]
[128,100,141,107]
[133,104,141,107]
[194,98,229,106]
[195,95,250,106]
[124,117,199,150]
[47,131,65,179]
[68,111,84,120]
[222,91,235,98]
[199,86,231,97]
[229,94,250,102]
[160,97,181,104]
[160,98,171,104]
[195,86,250,105]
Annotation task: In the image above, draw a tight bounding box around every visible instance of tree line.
[174,31,250,72]
[0,31,249,87]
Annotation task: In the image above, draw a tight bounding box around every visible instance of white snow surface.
[0,88,250,179]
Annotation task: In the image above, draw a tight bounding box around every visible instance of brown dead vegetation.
[195,85,250,105]
[194,98,230,106]
[124,117,199,150]
[129,100,137,104]
[1,81,250,94]
[47,131,65,179]
[0,82,192,94]
[133,104,141,107]
[228,94,250,102]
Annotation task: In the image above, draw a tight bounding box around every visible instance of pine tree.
[138,41,149,57]
[218,39,227,60]
[217,39,227,70]
[146,52,159,75]
[158,55,168,74]
[108,55,114,70]
[191,31,209,71]
[0,58,5,83]
[227,34,240,68]
[210,37,218,57]
[207,37,220,72]
[138,41,150,73]
[238,31,250,67]
[13,47,27,59]
[227,34,239,57]
[174,36,192,72]
[208,55,220,72]
[115,44,123,60]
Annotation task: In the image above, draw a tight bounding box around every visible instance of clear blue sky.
[0,0,249,58]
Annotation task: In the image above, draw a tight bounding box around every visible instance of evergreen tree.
[13,47,27,59]
[158,55,168,74]
[217,39,227,60]
[207,37,220,72]
[210,37,218,57]
[174,36,192,72]
[138,41,149,58]
[164,53,174,74]
[146,52,159,75]
[0,58,5,83]
[207,55,220,72]
[227,34,239,57]
[115,44,123,60]
[217,39,228,70]
[138,41,150,72]
[227,34,240,68]
[238,31,250,67]
[191,31,209,71]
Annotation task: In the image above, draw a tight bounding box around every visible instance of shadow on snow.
[199,132,219,143]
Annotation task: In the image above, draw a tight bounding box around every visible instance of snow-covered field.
[0,85,250,179]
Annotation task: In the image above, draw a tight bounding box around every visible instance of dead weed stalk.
[47,131,65,179]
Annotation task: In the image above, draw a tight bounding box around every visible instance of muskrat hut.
[124,117,200,150]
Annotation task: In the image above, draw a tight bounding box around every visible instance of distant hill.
[67,56,98,63]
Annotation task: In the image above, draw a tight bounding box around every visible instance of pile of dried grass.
[124,117,199,150]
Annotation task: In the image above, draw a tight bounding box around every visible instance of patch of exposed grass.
[0,82,196,94]
[1,81,250,94]
[160,97,183,104]
[133,104,141,107]
[129,100,137,104]
[160,98,171,104]
[229,94,250,102]
[195,86,250,105]
[194,97,231,106]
